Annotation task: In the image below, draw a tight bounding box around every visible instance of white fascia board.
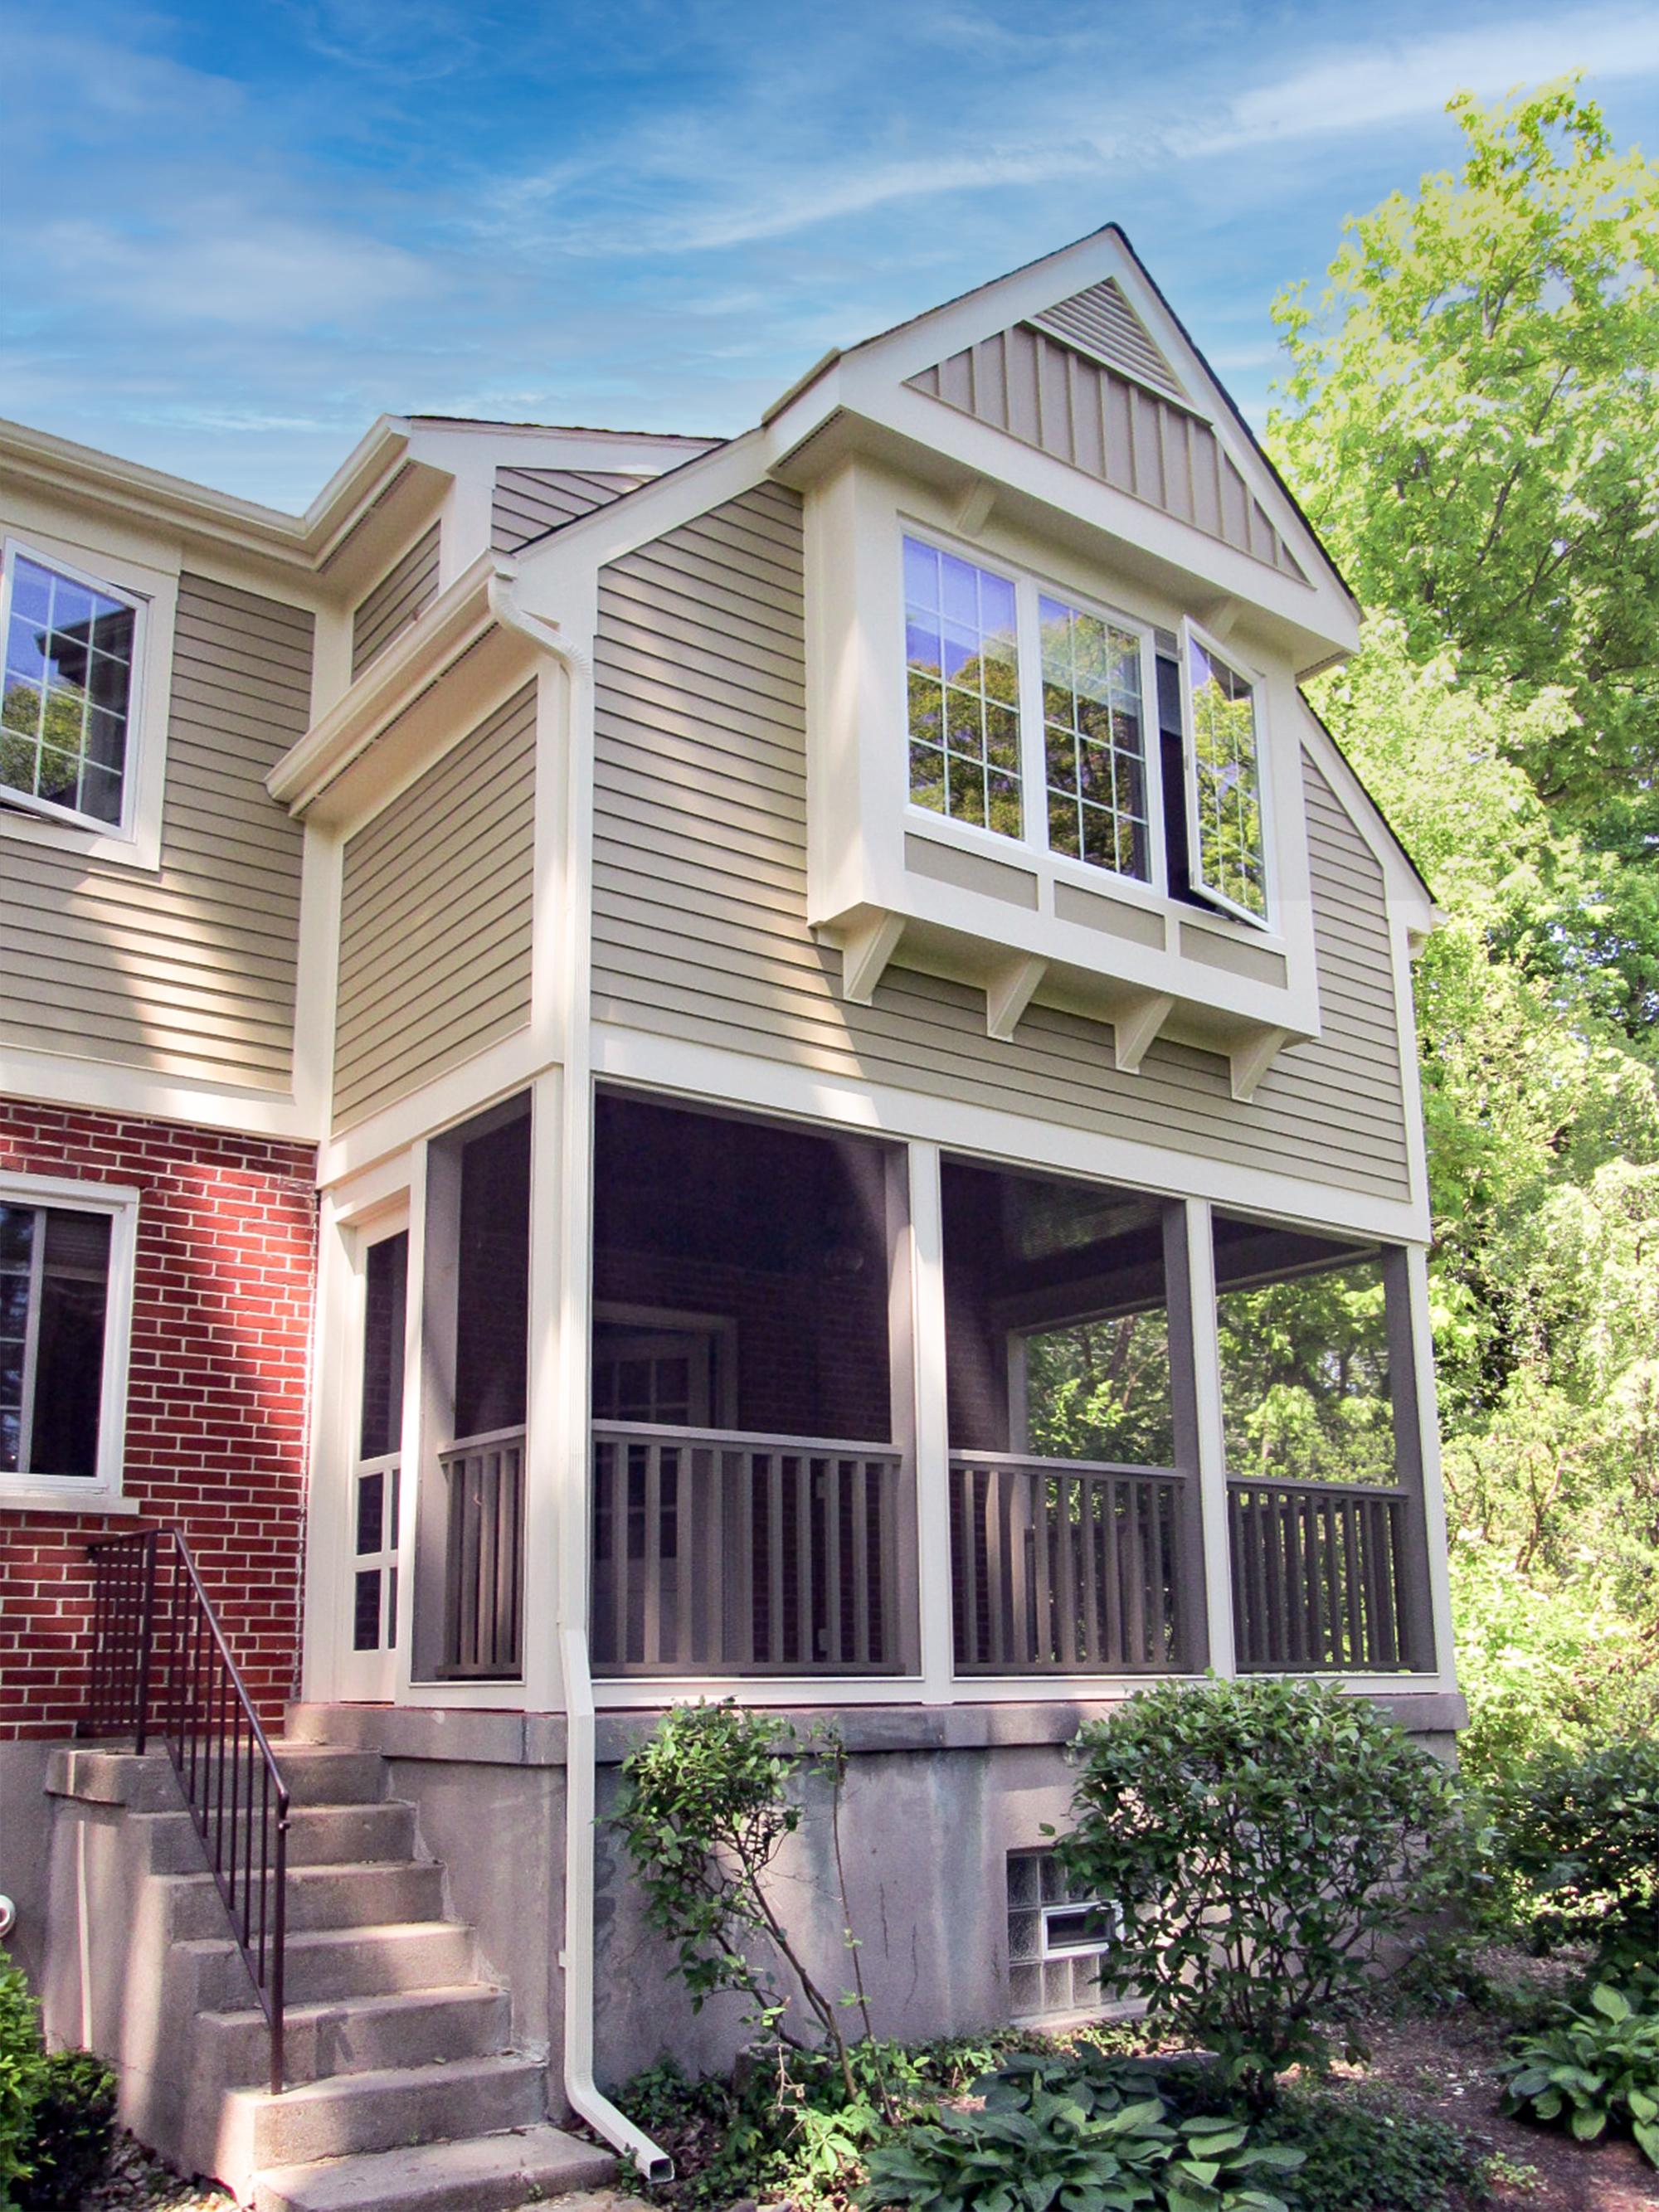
[267,550,509,814]
[0,1040,318,1141]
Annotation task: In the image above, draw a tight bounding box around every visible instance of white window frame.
[0,1170,139,1511]
[1039,1894,1125,1962]
[1178,616,1275,932]
[902,527,1168,903]
[0,529,175,872]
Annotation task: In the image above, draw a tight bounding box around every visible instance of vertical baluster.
[797,1456,816,1670]
[1379,1500,1404,1668]
[642,1441,663,1670]
[1054,1474,1078,1671]
[1338,1500,1361,1669]
[765,1453,786,1669]
[1128,1480,1151,1667]
[824,1458,844,1670]
[877,1453,899,1670]
[479,1448,503,1673]
[612,1444,633,1671]
[674,1446,694,1670]
[852,1457,873,1666]
[737,1447,757,1667]
[507,1444,525,1672]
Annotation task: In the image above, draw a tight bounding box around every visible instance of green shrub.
[1499,1981,1659,2166]
[0,1956,47,2210]
[14,2050,117,2212]
[859,2054,1302,2212]
[1487,1736,1659,1970]
[1256,2088,1487,2212]
[1057,1677,1468,2107]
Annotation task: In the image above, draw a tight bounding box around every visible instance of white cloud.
[1213,7,1659,148]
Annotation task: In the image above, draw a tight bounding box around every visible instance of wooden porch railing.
[439,1426,525,1679]
[950,1453,1192,1675]
[1228,1476,1409,1672]
[591,1422,904,1675]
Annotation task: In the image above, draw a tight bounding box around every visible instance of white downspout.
[489,571,674,2185]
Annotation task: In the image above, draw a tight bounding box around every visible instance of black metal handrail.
[80,1529,290,2093]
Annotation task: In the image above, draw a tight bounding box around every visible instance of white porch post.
[521,1067,565,1709]
[1397,1242,1457,1681]
[1181,1198,1236,1677]
[907,1140,955,1699]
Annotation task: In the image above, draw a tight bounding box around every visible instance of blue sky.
[7,1,1659,511]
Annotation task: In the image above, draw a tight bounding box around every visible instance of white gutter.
[487,572,674,2187]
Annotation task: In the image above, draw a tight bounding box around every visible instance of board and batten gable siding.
[907,325,1307,583]
[333,682,538,1132]
[350,523,440,680]
[1,574,312,1089]
[589,486,1411,1206]
[491,469,640,554]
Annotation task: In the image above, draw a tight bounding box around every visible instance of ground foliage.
[1267,80,1659,1765]
[0,1954,114,2212]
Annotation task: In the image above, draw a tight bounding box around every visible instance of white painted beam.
[985,953,1047,1042]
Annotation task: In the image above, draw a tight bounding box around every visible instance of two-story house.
[0,226,1459,2210]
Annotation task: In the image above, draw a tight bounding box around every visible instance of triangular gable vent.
[1031,279,1185,403]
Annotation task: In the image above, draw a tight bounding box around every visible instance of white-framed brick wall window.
[1006,1846,1123,2023]
[0,1171,138,1510]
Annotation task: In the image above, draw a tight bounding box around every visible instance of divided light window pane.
[1039,596,1151,881]
[1187,634,1267,922]
[0,1201,112,1480]
[904,536,1021,838]
[1,552,137,829]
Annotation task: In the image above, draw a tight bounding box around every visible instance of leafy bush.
[1499,1981,1659,2166]
[0,1957,47,2209]
[1256,2088,1486,2212]
[14,2050,117,2212]
[614,1701,875,2099]
[1058,1677,1468,2107]
[1487,1736,1659,1970]
[859,2054,1302,2212]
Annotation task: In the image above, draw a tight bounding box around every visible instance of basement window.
[1006,1848,1122,2022]
[0,1179,136,1502]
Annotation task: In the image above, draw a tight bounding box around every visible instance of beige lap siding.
[332,683,538,1132]
[350,522,440,679]
[490,468,639,554]
[590,485,1412,1206]
[0,574,312,1090]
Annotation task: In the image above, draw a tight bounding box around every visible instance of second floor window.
[902,532,1271,927]
[1,1198,114,1482]
[1,545,141,832]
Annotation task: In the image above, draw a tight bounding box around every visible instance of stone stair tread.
[166,1858,435,1884]
[233,2052,540,2113]
[253,2124,616,2212]
[201,1981,504,2031]
[179,1918,470,1962]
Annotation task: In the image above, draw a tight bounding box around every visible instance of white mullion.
[1014,577,1048,854]
[1137,628,1169,895]
[17,1209,46,1475]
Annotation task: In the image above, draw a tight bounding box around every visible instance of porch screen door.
[343,1222,407,1699]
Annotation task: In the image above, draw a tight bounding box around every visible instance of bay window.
[901,532,1272,930]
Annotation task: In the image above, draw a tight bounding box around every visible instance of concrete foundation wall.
[0,1739,57,1986]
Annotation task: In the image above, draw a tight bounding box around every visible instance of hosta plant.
[1499,1982,1659,2166]
[859,2053,1302,2212]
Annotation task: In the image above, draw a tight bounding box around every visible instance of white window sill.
[0,805,160,874]
[0,1487,139,1517]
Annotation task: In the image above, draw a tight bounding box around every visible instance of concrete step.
[144,1799,417,1873]
[197,1984,513,2089]
[254,2124,616,2212]
[227,2053,547,2169]
[162,1859,445,1941]
[269,1748,389,1807]
[184,1920,476,2010]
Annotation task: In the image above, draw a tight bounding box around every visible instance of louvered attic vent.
[1030,279,1185,402]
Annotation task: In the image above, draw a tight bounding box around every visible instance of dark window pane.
[353,1569,382,1651]
[453,1111,531,1439]
[356,1469,385,1556]
[359,1232,408,1460]
[31,1208,110,1478]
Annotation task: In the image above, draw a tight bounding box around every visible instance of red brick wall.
[0,1102,316,1741]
